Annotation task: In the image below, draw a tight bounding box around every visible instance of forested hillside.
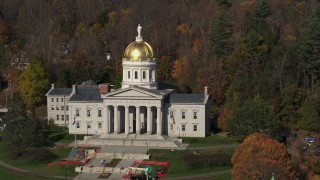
[0,0,320,132]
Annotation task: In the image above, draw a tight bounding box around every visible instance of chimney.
[99,83,110,94]
[204,86,208,96]
[51,84,54,89]
[72,85,77,94]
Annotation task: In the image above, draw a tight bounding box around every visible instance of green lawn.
[57,134,86,144]
[149,148,235,178]
[183,135,239,147]
[0,142,78,178]
[0,166,46,180]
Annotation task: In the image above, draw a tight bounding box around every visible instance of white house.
[46,25,211,137]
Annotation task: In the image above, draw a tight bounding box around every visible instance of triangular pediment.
[103,87,163,99]
[113,90,152,97]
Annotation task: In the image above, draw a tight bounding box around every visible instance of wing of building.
[46,25,211,137]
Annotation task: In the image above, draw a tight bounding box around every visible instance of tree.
[232,133,295,179]
[197,60,227,105]
[218,107,232,132]
[21,110,45,147]
[228,99,281,138]
[297,7,320,92]
[19,60,49,108]
[208,3,233,60]
[297,94,320,131]
[3,93,28,157]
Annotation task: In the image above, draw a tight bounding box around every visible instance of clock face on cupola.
[121,25,158,90]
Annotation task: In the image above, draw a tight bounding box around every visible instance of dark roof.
[69,87,102,102]
[47,88,72,96]
[169,93,205,104]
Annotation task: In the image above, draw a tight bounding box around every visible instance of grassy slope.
[149,148,235,178]
[0,142,78,177]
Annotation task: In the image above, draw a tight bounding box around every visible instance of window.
[61,106,64,110]
[98,110,102,117]
[56,98,59,102]
[193,125,197,131]
[135,71,138,79]
[170,111,174,118]
[143,71,146,79]
[76,109,80,116]
[56,106,59,110]
[66,106,69,111]
[51,98,54,102]
[87,110,91,117]
[87,122,92,129]
[66,115,69,121]
[193,112,197,119]
[56,115,59,121]
[61,98,64,102]
[98,122,102,129]
[170,124,173,131]
[128,71,130,79]
[51,106,54,110]
[182,112,185,119]
[61,115,64,121]
[76,122,80,128]
[182,124,185,131]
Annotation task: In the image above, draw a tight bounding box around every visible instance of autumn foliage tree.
[232,133,295,179]
[19,60,49,108]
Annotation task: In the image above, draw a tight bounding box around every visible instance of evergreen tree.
[208,3,233,60]
[21,110,46,147]
[297,94,320,131]
[3,93,27,146]
[228,99,281,139]
[297,7,320,91]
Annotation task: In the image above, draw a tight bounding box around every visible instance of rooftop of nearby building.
[47,88,72,96]
[169,93,206,104]
[69,87,102,102]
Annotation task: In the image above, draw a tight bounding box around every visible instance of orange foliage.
[0,19,8,43]
[172,57,191,86]
[218,107,232,132]
[232,133,295,180]
[197,60,227,105]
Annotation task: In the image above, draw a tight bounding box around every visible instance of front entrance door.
[133,119,136,133]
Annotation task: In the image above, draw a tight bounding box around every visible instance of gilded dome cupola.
[123,24,154,60]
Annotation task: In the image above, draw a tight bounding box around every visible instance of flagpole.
[74,115,77,148]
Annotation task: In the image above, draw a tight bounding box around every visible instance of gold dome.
[124,41,154,60]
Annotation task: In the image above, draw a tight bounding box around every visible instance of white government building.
[46,25,211,137]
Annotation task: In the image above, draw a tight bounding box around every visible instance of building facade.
[46,25,211,137]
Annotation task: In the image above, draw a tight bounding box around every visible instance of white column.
[157,106,162,136]
[105,106,109,134]
[114,106,119,134]
[147,106,152,135]
[125,106,129,135]
[136,106,141,135]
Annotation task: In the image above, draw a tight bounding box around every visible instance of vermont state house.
[46,25,211,137]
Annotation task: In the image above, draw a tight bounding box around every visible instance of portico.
[101,85,167,136]
[104,104,163,135]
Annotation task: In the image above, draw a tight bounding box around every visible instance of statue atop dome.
[136,24,143,41]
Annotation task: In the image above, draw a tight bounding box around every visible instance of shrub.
[184,153,232,169]
[48,131,67,142]
[23,148,57,164]
[5,144,26,159]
